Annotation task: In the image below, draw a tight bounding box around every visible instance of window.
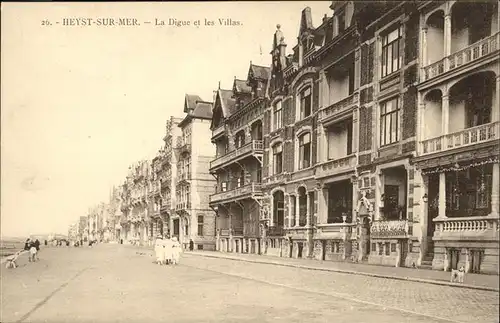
[273,191,285,227]
[235,131,245,148]
[381,26,403,77]
[380,98,399,146]
[273,143,283,174]
[273,101,283,131]
[299,87,312,119]
[237,170,245,188]
[197,215,204,236]
[337,10,346,34]
[298,133,311,169]
[221,181,227,192]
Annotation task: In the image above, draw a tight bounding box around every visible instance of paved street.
[1,245,498,323]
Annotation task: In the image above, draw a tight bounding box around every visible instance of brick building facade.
[209,0,499,274]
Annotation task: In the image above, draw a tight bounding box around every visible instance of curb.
[186,252,500,293]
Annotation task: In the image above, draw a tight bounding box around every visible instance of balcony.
[212,125,225,140]
[219,229,231,237]
[422,32,499,82]
[267,225,285,236]
[176,172,191,185]
[210,140,263,172]
[176,142,191,155]
[420,122,499,156]
[209,183,263,204]
[433,216,499,241]
[319,92,359,124]
[265,173,289,186]
[160,201,171,213]
[175,201,191,211]
[315,154,356,179]
[317,223,355,239]
[370,220,412,239]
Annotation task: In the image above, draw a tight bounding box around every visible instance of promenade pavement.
[1,244,498,323]
[184,250,499,291]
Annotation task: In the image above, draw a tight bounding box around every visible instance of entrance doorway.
[321,240,326,260]
[297,242,304,258]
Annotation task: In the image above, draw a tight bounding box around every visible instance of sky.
[1,1,330,238]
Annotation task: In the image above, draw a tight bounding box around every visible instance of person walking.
[154,236,164,265]
[189,239,194,251]
[34,239,40,261]
[163,236,173,265]
[171,237,181,265]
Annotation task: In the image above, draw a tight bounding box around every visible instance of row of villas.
[208,0,499,274]
[116,103,217,250]
[74,100,218,250]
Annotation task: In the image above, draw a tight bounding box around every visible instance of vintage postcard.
[1,1,499,322]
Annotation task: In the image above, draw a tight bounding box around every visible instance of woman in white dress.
[162,237,173,265]
[171,237,181,265]
[154,236,164,265]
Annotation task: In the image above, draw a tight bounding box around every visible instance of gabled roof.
[248,64,271,81]
[210,88,235,130]
[191,101,213,119]
[180,94,213,128]
[233,79,252,94]
[184,94,202,113]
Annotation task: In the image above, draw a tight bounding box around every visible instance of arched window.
[298,132,311,169]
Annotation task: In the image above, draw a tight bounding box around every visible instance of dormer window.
[299,87,312,119]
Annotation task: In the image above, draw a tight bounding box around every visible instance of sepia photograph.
[1,1,499,322]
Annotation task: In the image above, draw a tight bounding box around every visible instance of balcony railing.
[370,220,411,238]
[219,229,231,237]
[433,216,499,240]
[422,32,499,82]
[160,201,171,212]
[420,122,499,155]
[175,201,191,211]
[209,183,262,204]
[233,228,244,236]
[316,154,356,178]
[212,125,225,139]
[210,140,263,170]
[319,92,359,123]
